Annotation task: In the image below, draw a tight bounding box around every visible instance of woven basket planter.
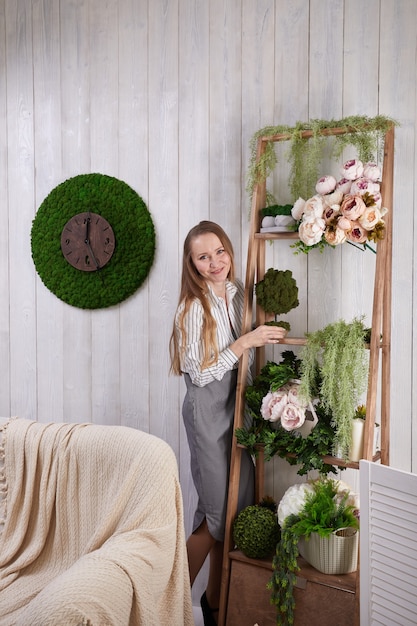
[298,527,359,575]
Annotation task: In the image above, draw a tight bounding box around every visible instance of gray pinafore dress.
[182,369,254,542]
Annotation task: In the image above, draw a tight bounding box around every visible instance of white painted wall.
[0,0,416,601]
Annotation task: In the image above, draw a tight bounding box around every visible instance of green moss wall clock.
[31,173,155,309]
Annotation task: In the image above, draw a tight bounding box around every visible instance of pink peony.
[337,215,352,232]
[336,177,352,194]
[362,162,381,181]
[323,204,340,223]
[341,159,364,180]
[346,221,368,244]
[315,175,337,195]
[340,194,366,221]
[324,226,347,246]
[350,177,380,196]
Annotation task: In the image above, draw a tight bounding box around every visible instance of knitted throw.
[0,418,193,626]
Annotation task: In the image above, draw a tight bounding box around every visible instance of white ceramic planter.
[349,417,365,462]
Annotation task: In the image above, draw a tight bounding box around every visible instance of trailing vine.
[299,317,369,459]
[246,115,397,204]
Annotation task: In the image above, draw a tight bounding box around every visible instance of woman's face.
[190,232,231,290]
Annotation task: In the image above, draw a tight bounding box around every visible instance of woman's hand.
[230,324,287,359]
[244,324,287,348]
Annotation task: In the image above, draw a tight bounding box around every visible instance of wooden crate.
[226,550,356,626]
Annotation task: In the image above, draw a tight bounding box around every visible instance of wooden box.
[226,550,357,626]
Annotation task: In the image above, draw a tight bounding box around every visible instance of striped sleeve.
[177,298,239,387]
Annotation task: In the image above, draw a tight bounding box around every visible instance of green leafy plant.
[269,477,359,625]
[256,268,299,331]
[298,317,369,459]
[233,497,280,559]
[246,115,397,204]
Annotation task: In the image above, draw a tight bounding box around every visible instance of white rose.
[281,403,306,431]
[277,482,315,527]
[291,197,306,221]
[260,390,288,422]
[363,162,381,181]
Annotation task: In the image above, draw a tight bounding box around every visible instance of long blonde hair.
[169,221,235,375]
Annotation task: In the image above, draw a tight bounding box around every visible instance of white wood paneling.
[0,1,10,413]
[0,0,416,596]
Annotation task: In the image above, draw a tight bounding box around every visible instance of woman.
[170,221,285,625]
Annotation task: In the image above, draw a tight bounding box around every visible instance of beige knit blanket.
[0,418,193,626]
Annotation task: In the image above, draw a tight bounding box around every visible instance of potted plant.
[255,268,299,332]
[260,204,297,232]
[298,317,369,459]
[269,477,360,626]
[235,351,338,476]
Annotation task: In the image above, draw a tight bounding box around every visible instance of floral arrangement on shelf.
[235,317,370,471]
[269,477,360,625]
[260,379,316,433]
[235,351,338,476]
[290,159,388,254]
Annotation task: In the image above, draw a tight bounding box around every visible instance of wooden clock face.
[61,212,115,271]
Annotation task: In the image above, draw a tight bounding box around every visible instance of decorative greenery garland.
[31,173,155,309]
[246,114,397,204]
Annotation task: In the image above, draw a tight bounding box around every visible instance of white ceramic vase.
[349,417,365,462]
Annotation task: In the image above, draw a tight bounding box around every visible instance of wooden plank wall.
[0,0,416,600]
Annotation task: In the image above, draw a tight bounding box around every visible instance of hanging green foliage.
[246,115,398,203]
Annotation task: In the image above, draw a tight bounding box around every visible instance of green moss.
[31,173,155,309]
[233,503,280,559]
[255,268,299,318]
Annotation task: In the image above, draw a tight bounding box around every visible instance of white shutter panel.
[360,460,417,625]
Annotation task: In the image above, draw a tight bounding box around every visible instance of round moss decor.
[31,173,155,309]
[233,504,281,559]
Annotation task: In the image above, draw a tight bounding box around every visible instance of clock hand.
[84,214,101,270]
[85,215,91,243]
[85,240,101,270]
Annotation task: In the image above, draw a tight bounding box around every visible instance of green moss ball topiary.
[233,504,280,559]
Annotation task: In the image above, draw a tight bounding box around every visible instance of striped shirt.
[175,279,253,387]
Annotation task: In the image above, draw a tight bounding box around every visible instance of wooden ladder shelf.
[218,123,395,626]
